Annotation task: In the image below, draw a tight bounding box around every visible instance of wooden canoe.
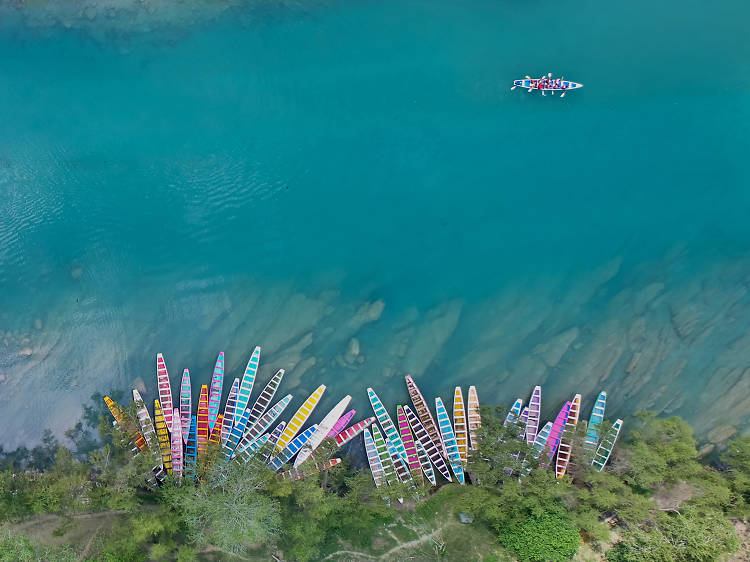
[275,385,326,451]
[327,409,356,438]
[153,400,173,474]
[405,375,445,457]
[237,433,270,463]
[504,398,523,427]
[184,415,198,477]
[156,353,174,433]
[280,458,342,481]
[179,369,192,445]
[334,416,375,447]
[592,419,623,471]
[435,397,465,484]
[467,386,482,450]
[103,395,147,453]
[364,428,386,488]
[234,395,292,458]
[132,389,160,458]
[246,369,285,429]
[368,388,408,463]
[234,346,261,426]
[396,405,422,484]
[543,402,571,465]
[196,385,209,458]
[526,386,542,446]
[403,404,452,482]
[584,391,607,449]
[170,408,183,480]
[453,387,469,464]
[220,378,240,447]
[207,352,225,432]
[415,439,436,485]
[555,394,581,479]
[268,425,318,471]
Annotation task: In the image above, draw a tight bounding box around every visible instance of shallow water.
[1,0,749,449]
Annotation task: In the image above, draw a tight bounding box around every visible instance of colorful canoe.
[327,410,356,438]
[531,421,553,459]
[220,378,240,447]
[234,395,292,458]
[592,419,623,471]
[363,428,386,488]
[294,395,352,468]
[237,433,270,463]
[403,404,452,482]
[170,408,183,480]
[207,352,225,432]
[276,385,326,451]
[196,385,209,458]
[513,78,584,92]
[179,369,192,445]
[368,388,408,463]
[555,394,581,479]
[184,415,198,477]
[334,416,375,447]
[132,389,160,457]
[208,414,224,447]
[103,395,147,453]
[223,407,251,460]
[435,397,465,484]
[371,425,399,488]
[526,386,542,446]
[584,391,607,449]
[262,422,286,463]
[269,425,318,471]
[544,402,571,463]
[453,388,469,464]
[246,369,285,429]
[153,400,173,474]
[156,353,174,433]
[467,386,482,450]
[415,439,436,485]
[234,347,261,426]
[387,437,414,486]
[280,458,342,481]
[504,398,523,427]
[405,375,445,457]
[396,406,422,482]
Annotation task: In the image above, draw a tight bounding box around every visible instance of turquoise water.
[1,0,749,448]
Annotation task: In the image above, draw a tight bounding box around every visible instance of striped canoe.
[295,395,352,468]
[405,375,445,457]
[238,433,270,463]
[334,416,375,447]
[234,395,292,458]
[555,394,581,479]
[387,437,414,486]
[363,428,386,488]
[467,386,482,450]
[179,369,192,445]
[504,398,523,427]
[156,353,174,432]
[415,439,436,485]
[153,400,173,474]
[435,397,465,484]
[531,421,553,459]
[544,402,571,464]
[223,407,251,460]
[184,415,198,477]
[526,386,542,446]
[262,422,286,463]
[170,408,183,480]
[234,347,261,426]
[368,388,408,463]
[103,395,147,453]
[453,387,469,464]
[132,389,160,457]
[592,419,623,471]
[371,425,401,501]
[585,391,607,449]
[269,425,318,471]
[396,406,422,483]
[280,458,342,481]
[276,385,326,451]
[196,385,210,458]
[208,414,224,446]
[220,378,240,447]
[246,369,285,429]
[327,410,356,438]
[403,404,452,482]
[207,352,225,432]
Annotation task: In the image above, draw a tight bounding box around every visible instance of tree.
[499,514,580,561]
[720,435,750,517]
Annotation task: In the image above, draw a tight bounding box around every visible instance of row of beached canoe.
[103,348,622,489]
[502,386,623,478]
